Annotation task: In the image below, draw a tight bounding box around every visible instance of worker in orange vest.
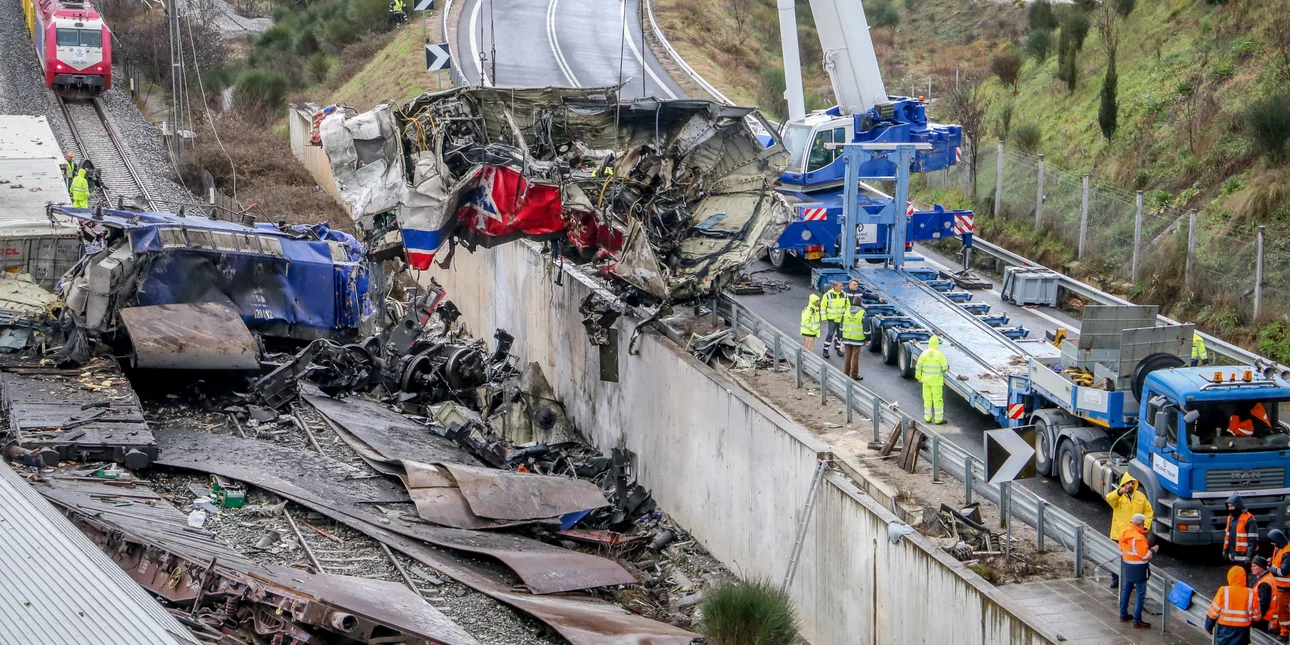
[1251,556,1279,634]
[1268,529,1290,637]
[1225,493,1258,567]
[1228,402,1271,437]
[1206,565,1259,644]
[1118,513,1158,629]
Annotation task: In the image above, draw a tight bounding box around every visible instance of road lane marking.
[618,0,676,98]
[468,0,492,85]
[546,0,581,86]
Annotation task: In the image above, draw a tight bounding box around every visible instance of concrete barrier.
[427,241,1058,644]
[286,106,349,214]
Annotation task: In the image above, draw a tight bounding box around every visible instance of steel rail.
[57,95,157,210]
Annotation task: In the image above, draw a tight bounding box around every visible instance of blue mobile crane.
[765,0,969,268]
[819,142,1290,546]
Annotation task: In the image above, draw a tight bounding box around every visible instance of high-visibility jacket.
[1272,544,1290,587]
[841,307,866,342]
[915,335,949,386]
[1193,333,1208,361]
[1226,511,1257,556]
[1105,472,1154,539]
[1208,567,1258,627]
[1229,416,1255,436]
[1255,571,1279,622]
[1119,524,1151,564]
[69,169,90,207]
[822,289,848,322]
[800,298,821,337]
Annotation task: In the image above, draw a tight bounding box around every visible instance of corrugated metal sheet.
[0,465,200,645]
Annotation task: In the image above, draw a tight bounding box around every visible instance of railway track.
[57,96,157,210]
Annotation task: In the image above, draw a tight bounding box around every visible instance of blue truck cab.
[1133,368,1290,545]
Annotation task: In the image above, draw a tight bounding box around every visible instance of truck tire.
[768,248,785,269]
[1033,417,1053,477]
[882,330,899,365]
[898,342,915,379]
[1057,440,1083,496]
[865,316,882,353]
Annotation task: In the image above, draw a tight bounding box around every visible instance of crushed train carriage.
[317,86,792,302]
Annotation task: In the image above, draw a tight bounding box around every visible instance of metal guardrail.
[713,294,1275,644]
[643,0,731,104]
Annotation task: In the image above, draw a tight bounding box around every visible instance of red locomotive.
[22,0,112,95]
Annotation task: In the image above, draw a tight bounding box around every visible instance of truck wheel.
[882,330,899,365]
[898,342,915,379]
[1057,440,1083,496]
[865,317,882,353]
[1033,418,1053,477]
[768,248,785,269]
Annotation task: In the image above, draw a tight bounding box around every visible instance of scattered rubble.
[316,87,791,302]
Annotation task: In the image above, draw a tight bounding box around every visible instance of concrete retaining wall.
[427,241,1058,645]
[286,107,349,214]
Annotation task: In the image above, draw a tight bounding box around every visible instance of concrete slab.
[1000,578,1210,645]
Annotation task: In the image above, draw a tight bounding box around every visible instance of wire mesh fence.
[922,143,1284,321]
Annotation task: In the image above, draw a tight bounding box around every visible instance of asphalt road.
[455,0,686,99]
[446,0,1230,595]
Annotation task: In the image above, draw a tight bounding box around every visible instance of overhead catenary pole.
[994,141,1004,216]
[1255,225,1265,320]
[1185,209,1197,287]
[1034,154,1044,228]
[1131,190,1144,283]
[1078,174,1090,259]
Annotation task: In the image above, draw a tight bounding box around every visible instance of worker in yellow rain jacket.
[914,335,949,424]
[69,168,90,208]
[1192,331,1209,367]
[799,294,821,352]
[821,281,848,358]
[1104,472,1154,590]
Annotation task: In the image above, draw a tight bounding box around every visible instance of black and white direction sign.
[425,43,451,71]
[413,0,433,10]
[985,426,1037,484]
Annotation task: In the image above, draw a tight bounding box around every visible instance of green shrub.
[866,0,900,30]
[1013,122,1042,153]
[1116,0,1135,17]
[1208,58,1235,81]
[294,31,320,56]
[1258,322,1290,362]
[324,17,358,46]
[1099,63,1118,140]
[348,0,395,33]
[1026,29,1054,63]
[995,100,1014,140]
[306,52,332,84]
[757,68,788,121]
[1028,0,1058,30]
[1063,11,1090,50]
[1243,94,1290,161]
[698,579,798,645]
[257,25,293,52]
[234,69,289,119]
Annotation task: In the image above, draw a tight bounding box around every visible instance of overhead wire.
[183,4,237,200]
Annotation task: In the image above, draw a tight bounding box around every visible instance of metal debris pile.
[687,328,771,369]
[317,87,791,302]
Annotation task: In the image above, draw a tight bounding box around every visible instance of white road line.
[546,0,580,86]
[468,0,491,85]
[619,0,675,99]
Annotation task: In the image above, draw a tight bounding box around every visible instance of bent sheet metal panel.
[402,461,527,530]
[443,462,610,521]
[302,392,478,465]
[0,465,200,645]
[119,302,260,370]
[39,478,479,645]
[154,428,635,594]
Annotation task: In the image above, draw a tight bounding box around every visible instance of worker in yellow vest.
[1192,331,1209,366]
[821,281,848,358]
[840,297,866,381]
[800,294,821,352]
[69,168,90,208]
[915,335,949,424]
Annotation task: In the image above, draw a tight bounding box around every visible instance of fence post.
[994,141,1004,217]
[1256,225,1265,320]
[1036,501,1046,552]
[845,381,854,423]
[999,480,1009,528]
[731,306,739,332]
[872,399,882,442]
[1185,209,1197,288]
[1034,154,1045,228]
[963,455,973,505]
[1078,174,1090,259]
[931,434,941,483]
[819,369,827,406]
[1074,525,1084,577]
[795,347,803,388]
[1131,190,1144,283]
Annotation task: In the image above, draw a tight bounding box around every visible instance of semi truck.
[817,142,1290,546]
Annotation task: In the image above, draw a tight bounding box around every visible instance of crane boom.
[808,0,887,115]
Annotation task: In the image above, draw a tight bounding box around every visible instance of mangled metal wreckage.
[320,86,790,301]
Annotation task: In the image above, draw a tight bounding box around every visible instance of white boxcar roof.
[0,115,79,237]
